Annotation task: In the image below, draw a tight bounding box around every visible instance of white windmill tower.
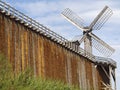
[61,6,115,57]
[61,6,116,89]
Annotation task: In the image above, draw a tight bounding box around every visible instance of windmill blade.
[77,34,87,44]
[92,7,113,30]
[78,33,87,44]
[61,8,85,31]
[89,6,113,31]
[72,34,87,45]
[89,33,115,57]
[72,35,83,41]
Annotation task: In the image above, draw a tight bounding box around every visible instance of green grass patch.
[0,54,79,90]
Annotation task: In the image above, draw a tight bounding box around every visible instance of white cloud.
[15,1,61,17]
[112,45,120,48]
[117,70,120,76]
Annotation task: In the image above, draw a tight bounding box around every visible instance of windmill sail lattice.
[61,6,115,57]
[61,8,85,31]
[89,6,113,30]
[89,33,115,57]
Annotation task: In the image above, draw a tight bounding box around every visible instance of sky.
[3,0,120,89]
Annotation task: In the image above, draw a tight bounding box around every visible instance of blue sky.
[4,0,120,89]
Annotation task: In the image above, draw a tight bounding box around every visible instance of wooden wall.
[0,13,104,90]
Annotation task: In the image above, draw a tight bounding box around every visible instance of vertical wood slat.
[78,58,82,89]
[24,28,29,70]
[85,59,94,89]
[14,20,18,74]
[18,23,22,72]
[4,16,10,60]
[32,33,36,76]
[29,31,34,73]
[0,15,5,54]
[21,25,25,71]
[81,58,87,90]
[11,19,15,72]
[66,52,72,85]
[92,64,98,90]
[71,55,78,86]
[35,34,39,76]
[39,36,45,77]
[15,22,21,74]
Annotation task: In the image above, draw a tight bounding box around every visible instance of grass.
[0,54,79,90]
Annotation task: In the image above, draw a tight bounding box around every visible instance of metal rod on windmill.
[61,6,115,57]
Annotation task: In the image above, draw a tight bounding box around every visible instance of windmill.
[61,6,115,57]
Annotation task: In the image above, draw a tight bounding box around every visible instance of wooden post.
[109,65,112,88]
[84,32,92,56]
[114,69,117,90]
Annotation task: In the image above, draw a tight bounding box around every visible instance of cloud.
[12,0,120,29]
[117,70,120,76]
[14,1,61,17]
[112,45,120,48]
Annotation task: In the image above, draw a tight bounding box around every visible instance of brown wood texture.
[0,13,105,90]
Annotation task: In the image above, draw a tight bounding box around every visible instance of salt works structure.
[0,1,117,90]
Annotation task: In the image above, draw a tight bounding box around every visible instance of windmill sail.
[61,8,85,31]
[72,34,87,45]
[89,6,113,30]
[89,33,115,57]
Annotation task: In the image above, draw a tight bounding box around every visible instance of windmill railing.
[0,0,68,42]
[0,0,102,63]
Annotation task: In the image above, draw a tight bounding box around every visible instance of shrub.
[0,54,79,90]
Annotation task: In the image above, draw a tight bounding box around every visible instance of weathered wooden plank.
[13,20,19,74]
[24,28,29,69]
[18,23,22,72]
[29,31,34,73]
[85,59,94,89]
[10,19,16,72]
[71,55,79,86]
[0,14,5,54]
[77,57,82,89]
[38,36,45,77]
[34,34,39,76]
[21,24,25,71]
[66,52,72,85]
[81,57,87,90]
[43,38,51,78]
[4,16,10,60]
[32,32,36,76]
[92,64,98,90]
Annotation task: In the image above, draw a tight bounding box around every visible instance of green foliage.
[0,54,79,90]
[0,54,13,90]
